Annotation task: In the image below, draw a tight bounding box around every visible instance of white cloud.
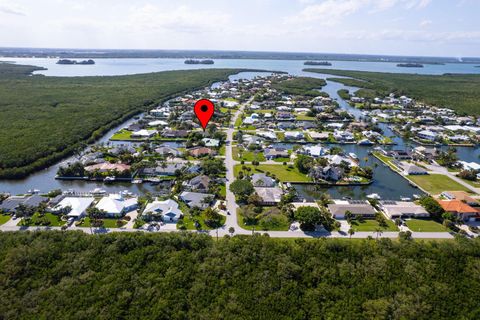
[287,0,432,25]
[419,19,432,27]
[0,1,26,16]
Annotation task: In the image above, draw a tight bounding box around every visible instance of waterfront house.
[162,130,189,139]
[379,200,429,219]
[298,145,328,158]
[417,130,437,141]
[131,129,157,138]
[441,191,479,207]
[154,146,181,157]
[95,194,138,218]
[251,173,276,187]
[264,148,289,160]
[285,131,304,140]
[52,197,95,219]
[403,163,428,175]
[84,163,131,173]
[254,187,284,206]
[327,200,376,219]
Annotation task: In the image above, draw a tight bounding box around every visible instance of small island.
[397,63,424,68]
[304,61,332,66]
[56,59,95,65]
[184,59,214,65]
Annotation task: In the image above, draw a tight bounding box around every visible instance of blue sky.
[0,0,479,57]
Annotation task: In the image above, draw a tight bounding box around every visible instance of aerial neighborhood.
[1,73,480,239]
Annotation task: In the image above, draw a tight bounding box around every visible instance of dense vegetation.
[0,63,246,178]
[272,77,327,96]
[304,68,480,115]
[1,232,479,319]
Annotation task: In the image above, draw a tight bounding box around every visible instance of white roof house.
[95,194,138,217]
[299,145,328,157]
[458,161,480,171]
[53,197,95,218]
[284,131,304,140]
[202,138,220,147]
[143,199,183,223]
[380,201,429,219]
[131,129,158,138]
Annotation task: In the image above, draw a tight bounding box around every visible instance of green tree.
[230,179,254,202]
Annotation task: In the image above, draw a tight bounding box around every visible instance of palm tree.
[375,227,383,239]
[348,227,355,239]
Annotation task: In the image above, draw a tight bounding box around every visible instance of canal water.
[0,58,478,198]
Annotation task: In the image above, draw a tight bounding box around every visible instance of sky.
[0,0,479,57]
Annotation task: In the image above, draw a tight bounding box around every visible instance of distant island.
[397,63,424,68]
[304,61,332,66]
[56,59,95,65]
[184,59,214,65]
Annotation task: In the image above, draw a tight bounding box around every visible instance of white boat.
[367,193,381,200]
[413,194,421,200]
[349,152,359,160]
[400,197,411,201]
[131,179,143,184]
[358,139,374,146]
[91,188,107,195]
[104,176,116,182]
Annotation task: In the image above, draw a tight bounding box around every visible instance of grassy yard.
[236,208,290,231]
[295,115,316,121]
[0,214,11,225]
[20,212,66,227]
[234,114,244,128]
[405,219,447,232]
[372,152,401,172]
[407,174,472,195]
[232,147,266,162]
[234,164,311,182]
[273,157,291,163]
[459,178,480,188]
[349,219,399,232]
[110,130,136,141]
[79,217,127,228]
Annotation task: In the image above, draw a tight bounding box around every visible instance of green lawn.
[0,214,11,225]
[234,114,244,128]
[372,152,401,172]
[459,178,480,188]
[273,157,291,163]
[110,129,136,141]
[349,219,399,232]
[295,115,316,121]
[236,208,290,231]
[234,164,311,182]
[405,219,447,232]
[218,145,226,156]
[407,174,472,195]
[79,217,127,228]
[20,212,66,227]
[232,147,266,162]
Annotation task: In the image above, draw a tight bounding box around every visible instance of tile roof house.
[189,147,216,157]
[438,200,480,221]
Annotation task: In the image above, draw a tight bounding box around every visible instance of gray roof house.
[179,192,214,209]
[251,173,276,187]
[254,187,284,206]
[327,200,376,219]
[184,175,211,192]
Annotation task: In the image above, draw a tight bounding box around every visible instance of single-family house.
[251,173,276,187]
[95,194,138,217]
[327,200,376,219]
[184,175,211,192]
[254,187,284,206]
[52,197,95,219]
[179,192,214,209]
[379,200,429,219]
[143,199,183,223]
[438,200,480,221]
[264,148,289,160]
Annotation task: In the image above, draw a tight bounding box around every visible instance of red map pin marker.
[194,99,215,130]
